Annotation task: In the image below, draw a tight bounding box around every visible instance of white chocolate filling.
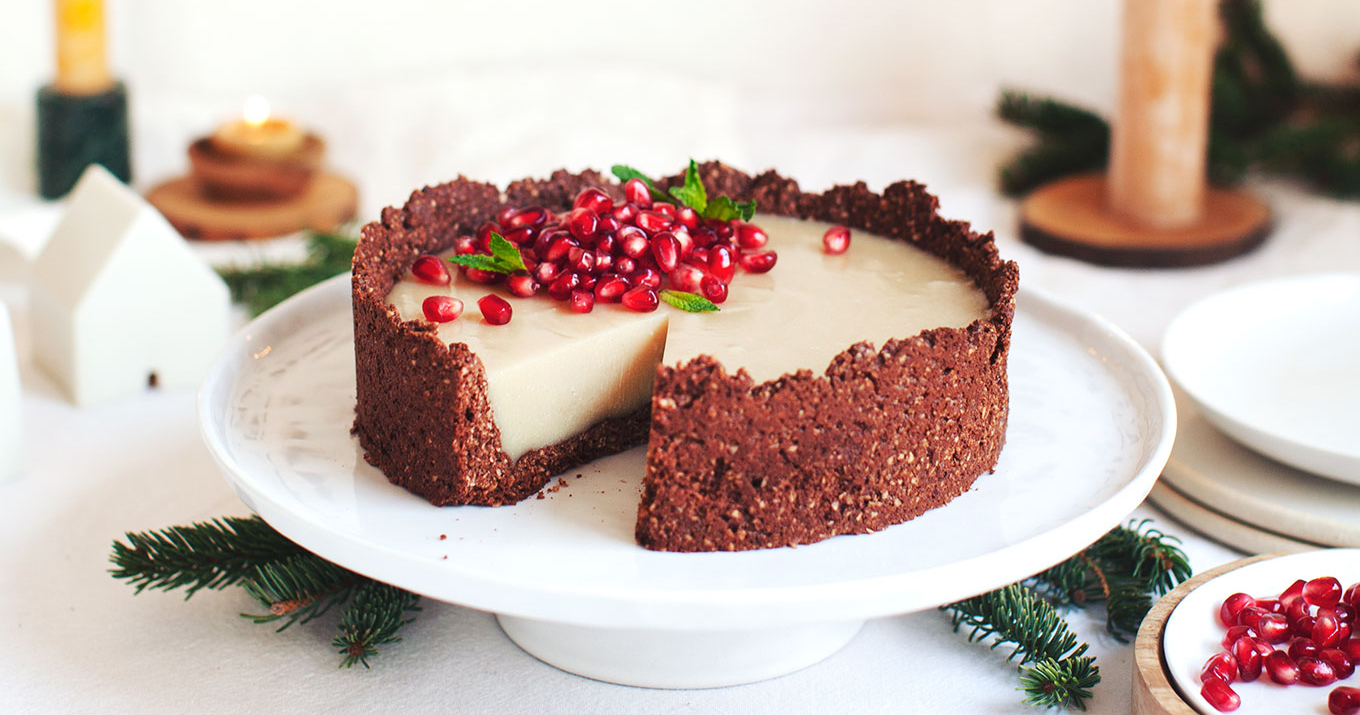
[386,215,989,460]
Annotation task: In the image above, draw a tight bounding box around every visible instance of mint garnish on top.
[447,232,527,274]
[659,289,720,313]
[610,160,757,223]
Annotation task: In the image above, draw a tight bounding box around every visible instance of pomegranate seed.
[1318,611,1345,647]
[546,235,577,263]
[548,273,581,301]
[1222,625,1253,650]
[1331,687,1360,715]
[736,222,768,250]
[1343,638,1360,661]
[412,254,451,285]
[692,228,718,248]
[630,268,662,290]
[1293,638,1322,661]
[1267,650,1300,684]
[652,233,680,272]
[621,286,658,312]
[1323,648,1356,679]
[421,295,463,323]
[1309,578,1345,608]
[501,226,534,246]
[579,274,597,290]
[1283,579,1308,602]
[676,206,700,230]
[700,275,728,304]
[823,225,852,254]
[619,227,650,258]
[1257,598,1282,613]
[453,235,478,255]
[1200,678,1241,712]
[594,234,616,256]
[714,221,735,240]
[739,250,778,273]
[506,274,538,298]
[568,246,596,274]
[653,201,676,218]
[1288,596,1313,622]
[670,264,706,293]
[1259,613,1292,643]
[623,179,652,208]
[615,257,637,275]
[495,205,517,226]
[1238,605,1270,631]
[636,210,673,234]
[594,252,614,274]
[597,215,621,235]
[569,290,594,314]
[568,208,598,240]
[1302,657,1339,686]
[707,245,736,283]
[534,261,562,285]
[672,227,693,258]
[1233,636,1263,681]
[1337,604,1356,625]
[464,267,502,284]
[505,206,548,230]
[612,202,639,223]
[1203,652,1238,684]
[1344,583,1360,610]
[594,275,628,302]
[477,294,512,325]
[572,187,614,215]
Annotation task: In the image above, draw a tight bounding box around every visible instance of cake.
[352,162,1018,552]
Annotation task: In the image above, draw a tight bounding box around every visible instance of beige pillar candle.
[53,0,113,95]
[1108,0,1216,229]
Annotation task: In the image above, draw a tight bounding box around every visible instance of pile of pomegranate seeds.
[415,179,781,326]
[1200,576,1360,712]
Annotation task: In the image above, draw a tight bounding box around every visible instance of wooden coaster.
[1020,173,1271,267]
[146,172,358,241]
[1132,554,1275,715]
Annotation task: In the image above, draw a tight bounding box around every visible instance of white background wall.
[1,1,1356,211]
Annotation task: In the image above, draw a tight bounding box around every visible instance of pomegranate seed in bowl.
[1331,687,1360,715]
[1201,678,1241,711]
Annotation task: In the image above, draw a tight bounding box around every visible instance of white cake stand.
[198,276,1174,688]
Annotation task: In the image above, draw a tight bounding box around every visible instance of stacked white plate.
[1156,274,1360,552]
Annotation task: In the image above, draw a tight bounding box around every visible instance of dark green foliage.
[334,582,423,669]
[110,515,419,667]
[217,230,359,317]
[110,516,307,597]
[944,520,1191,709]
[999,0,1360,199]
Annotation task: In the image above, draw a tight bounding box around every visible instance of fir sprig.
[217,229,359,317]
[1019,657,1102,710]
[110,516,419,667]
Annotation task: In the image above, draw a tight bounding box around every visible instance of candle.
[53,0,113,95]
[210,96,306,160]
[1107,0,1215,228]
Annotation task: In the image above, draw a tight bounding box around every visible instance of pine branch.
[334,581,423,669]
[946,584,1090,665]
[217,229,359,317]
[109,516,306,597]
[1020,656,1101,711]
[241,554,364,631]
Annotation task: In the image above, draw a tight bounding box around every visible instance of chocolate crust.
[352,163,1018,549]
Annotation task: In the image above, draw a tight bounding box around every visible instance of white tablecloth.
[3,119,1357,715]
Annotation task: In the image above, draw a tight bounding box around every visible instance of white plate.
[1164,549,1360,715]
[1163,389,1360,548]
[199,275,1173,631]
[1147,481,1321,556]
[1162,274,1360,485]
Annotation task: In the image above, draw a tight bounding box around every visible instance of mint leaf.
[610,165,670,202]
[659,289,720,313]
[703,195,757,222]
[487,232,526,272]
[447,232,526,275]
[667,159,707,213]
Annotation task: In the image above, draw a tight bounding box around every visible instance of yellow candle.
[54,0,113,95]
[210,96,306,160]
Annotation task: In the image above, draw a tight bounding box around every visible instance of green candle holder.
[37,81,132,199]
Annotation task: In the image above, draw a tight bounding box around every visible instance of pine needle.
[109,516,306,597]
[241,554,362,631]
[946,584,1090,665]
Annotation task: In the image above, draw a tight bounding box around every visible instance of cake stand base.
[497,615,864,689]
[146,172,357,240]
[1019,173,1271,268]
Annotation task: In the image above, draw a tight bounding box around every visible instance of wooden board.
[146,172,357,241]
[1132,554,1276,715]
[1147,481,1320,556]
[1020,173,1271,268]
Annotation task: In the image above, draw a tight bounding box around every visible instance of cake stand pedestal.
[498,617,864,688]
